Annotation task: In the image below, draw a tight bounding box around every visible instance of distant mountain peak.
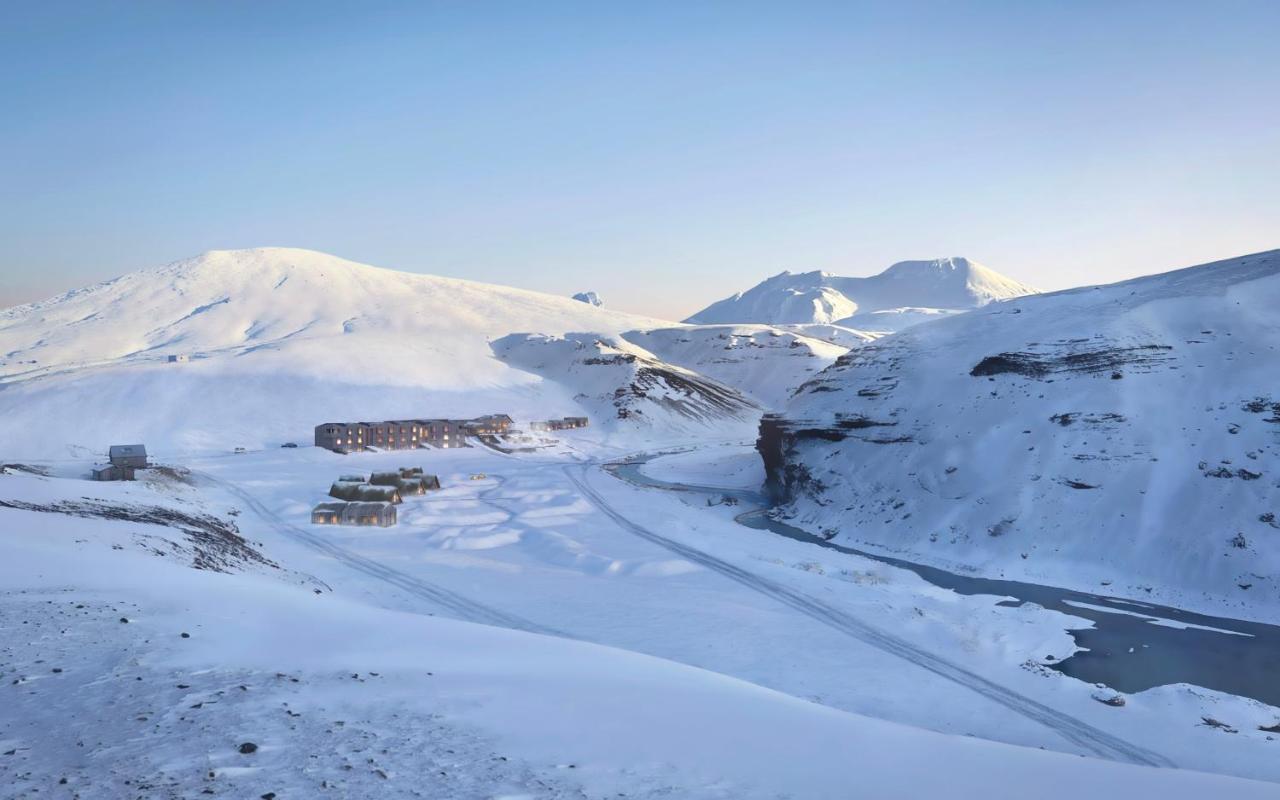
[572,291,604,307]
[685,257,1038,331]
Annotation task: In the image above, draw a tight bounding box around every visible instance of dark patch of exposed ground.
[0,499,275,573]
[971,343,1174,379]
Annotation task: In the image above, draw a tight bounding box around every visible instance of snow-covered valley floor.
[3,441,1280,798]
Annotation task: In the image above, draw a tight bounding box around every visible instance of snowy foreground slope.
[0,248,850,456]
[686,257,1039,332]
[3,465,1277,799]
[761,249,1280,614]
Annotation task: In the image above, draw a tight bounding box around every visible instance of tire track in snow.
[197,472,561,637]
[568,464,1174,769]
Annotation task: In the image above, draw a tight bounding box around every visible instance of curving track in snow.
[197,471,561,637]
[568,463,1175,769]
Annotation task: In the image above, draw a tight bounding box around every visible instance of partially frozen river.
[608,454,1280,708]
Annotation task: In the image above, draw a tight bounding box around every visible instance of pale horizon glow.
[1,2,1277,321]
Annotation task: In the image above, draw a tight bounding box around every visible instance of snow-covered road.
[566,462,1174,768]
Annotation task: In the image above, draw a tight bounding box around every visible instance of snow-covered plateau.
[3,247,1280,798]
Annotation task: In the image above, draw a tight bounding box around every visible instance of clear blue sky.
[1,1,1277,320]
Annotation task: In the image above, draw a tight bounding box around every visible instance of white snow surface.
[4,450,1280,797]
[685,257,1039,329]
[769,248,1280,617]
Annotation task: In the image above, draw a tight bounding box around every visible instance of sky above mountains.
[1,1,1277,320]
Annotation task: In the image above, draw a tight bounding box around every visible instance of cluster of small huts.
[311,466,441,527]
[91,444,148,481]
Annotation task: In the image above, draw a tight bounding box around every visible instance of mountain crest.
[686,257,1038,331]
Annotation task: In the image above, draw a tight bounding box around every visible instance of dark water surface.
[607,456,1280,708]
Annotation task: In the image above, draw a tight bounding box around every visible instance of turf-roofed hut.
[328,481,402,504]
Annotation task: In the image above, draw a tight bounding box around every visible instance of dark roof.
[108,444,146,458]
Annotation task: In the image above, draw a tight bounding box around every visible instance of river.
[607,453,1280,708]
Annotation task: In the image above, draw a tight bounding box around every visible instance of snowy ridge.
[493,332,760,436]
[0,248,818,454]
[761,249,1280,614]
[621,324,849,409]
[686,257,1039,331]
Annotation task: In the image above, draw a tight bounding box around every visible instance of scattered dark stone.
[1110,371,1122,380]
[119,618,129,624]
[51,667,62,673]
[180,632,190,639]
[177,684,190,689]
[261,794,276,799]
[1061,479,1099,490]
[1201,717,1238,733]
[1259,722,1280,734]
[238,742,258,754]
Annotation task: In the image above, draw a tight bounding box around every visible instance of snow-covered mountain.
[687,257,1039,332]
[493,332,760,435]
[0,248,783,455]
[621,325,849,409]
[760,249,1280,611]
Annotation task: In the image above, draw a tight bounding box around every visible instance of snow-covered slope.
[687,257,1039,331]
[760,249,1280,613]
[621,325,850,409]
[0,248,757,455]
[5,466,1276,798]
[493,332,760,436]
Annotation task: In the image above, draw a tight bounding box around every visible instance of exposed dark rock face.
[758,414,864,504]
[618,364,756,422]
[970,343,1174,379]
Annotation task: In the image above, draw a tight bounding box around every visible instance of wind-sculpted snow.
[763,249,1280,615]
[686,257,1038,330]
